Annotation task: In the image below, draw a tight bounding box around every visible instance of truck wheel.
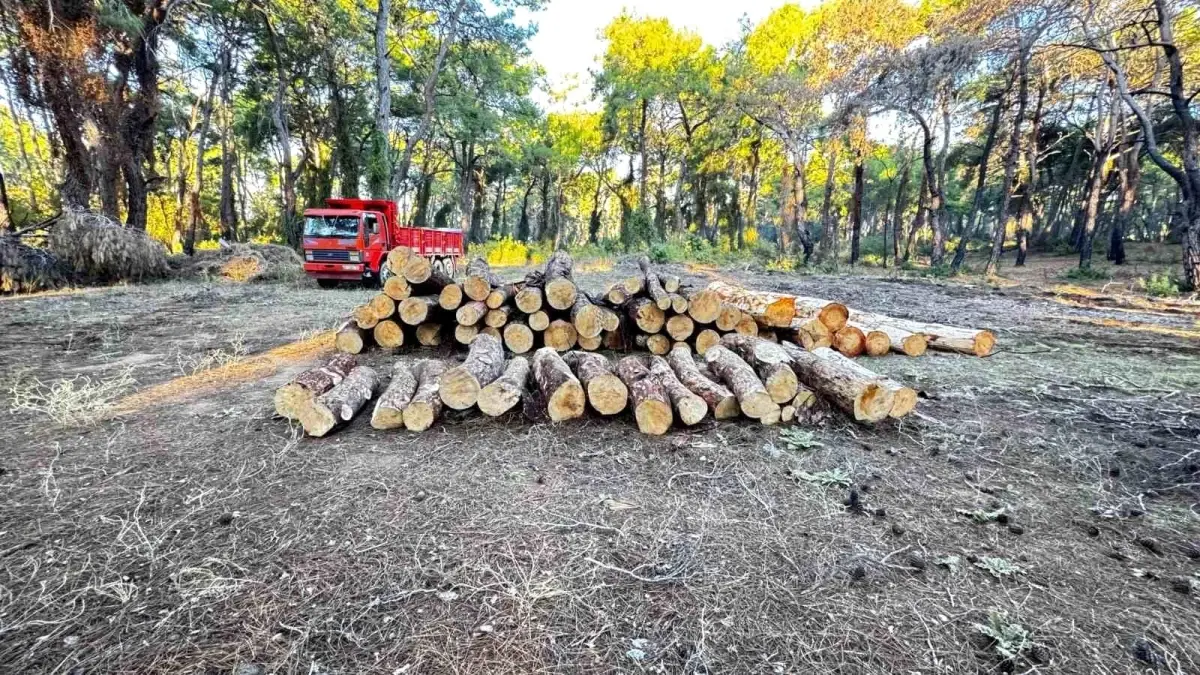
[317,279,339,289]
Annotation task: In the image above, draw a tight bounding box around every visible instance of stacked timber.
[272,249,1000,437]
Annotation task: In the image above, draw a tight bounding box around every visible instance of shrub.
[1139,272,1181,297]
[1062,264,1110,281]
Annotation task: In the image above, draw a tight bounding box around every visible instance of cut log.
[544,319,579,352]
[694,328,721,356]
[563,351,628,415]
[368,294,396,320]
[531,347,586,421]
[638,256,671,310]
[416,322,443,346]
[686,289,721,324]
[571,293,605,339]
[439,283,464,311]
[403,360,449,432]
[707,281,795,328]
[456,300,489,326]
[660,274,681,294]
[411,268,454,295]
[484,306,511,329]
[704,345,777,419]
[780,405,796,423]
[627,297,666,333]
[734,314,759,336]
[860,328,891,357]
[832,325,867,358]
[759,406,781,426]
[598,306,620,332]
[298,366,380,437]
[577,334,602,351]
[543,250,577,310]
[665,314,695,342]
[794,319,833,350]
[614,356,673,435]
[352,305,379,330]
[402,254,432,284]
[336,323,370,354]
[399,295,440,325]
[647,355,708,425]
[669,293,689,314]
[502,321,535,354]
[720,334,799,405]
[621,274,644,296]
[464,257,502,302]
[778,341,894,423]
[854,321,927,356]
[486,284,515,309]
[373,319,405,349]
[811,346,918,418]
[716,304,742,332]
[792,385,817,410]
[666,344,739,419]
[383,276,411,301]
[274,353,358,420]
[514,284,544,313]
[604,283,627,305]
[478,356,530,417]
[646,334,670,355]
[707,282,848,331]
[480,326,501,340]
[371,360,420,429]
[439,333,505,410]
[527,310,551,332]
[759,330,779,343]
[455,323,479,345]
[385,247,413,274]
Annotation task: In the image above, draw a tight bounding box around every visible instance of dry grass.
[0,267,1198,674]
[7,367,136,426]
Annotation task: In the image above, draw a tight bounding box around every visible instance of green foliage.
[1062,265,1111,281]
[974,613,1034,662]
[779,428,823,451]
[974,556,1023,578]
[1139,272,1182,297]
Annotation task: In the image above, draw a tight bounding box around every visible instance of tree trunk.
[780,158,795,252]
[370,0,393,198]
[218,46,238,242]
[719,334,799,405]
[819,141,839,264]
[954,97,1004,273]
[401,360,449,431]
[185,66,220,255]
[891,152,911,266]
[986,45,1031,276]
[849,159,865,265]
[646,355,708,425]
[273,353,358,420]
[666,344,739,419]
[777,342,893,423]
[615,356,673,435]
[371,360,420,429]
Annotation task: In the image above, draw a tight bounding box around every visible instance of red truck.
[300,198,465,287]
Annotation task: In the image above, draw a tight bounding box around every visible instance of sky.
[520,0,817,110]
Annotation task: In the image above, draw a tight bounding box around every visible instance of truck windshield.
[303,215,359,238]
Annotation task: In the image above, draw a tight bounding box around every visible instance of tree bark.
[719,334,799,405]
[298,366,380,437]
[666,344,739,419]
[647,355,708,425]
[986,43,1031,276]
[704,345,777,419]
[371,360,420,429]
[439,333,505,410]
[615,356,673,435]
[777,342,893,423]
[403,360,450,432]
[274,353,358,420]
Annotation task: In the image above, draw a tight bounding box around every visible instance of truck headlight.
[348,251,361,263]
[304,251,313,261]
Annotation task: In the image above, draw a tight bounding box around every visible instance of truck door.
[363,212,386,274]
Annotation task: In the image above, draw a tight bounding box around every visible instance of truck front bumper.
[303,262,366,280]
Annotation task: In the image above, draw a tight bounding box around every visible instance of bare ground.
[1,261,1198,675]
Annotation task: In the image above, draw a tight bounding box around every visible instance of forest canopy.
[1,0,1199,288]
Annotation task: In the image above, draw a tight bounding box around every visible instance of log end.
[503,323,535,354]
[888,386,918,418]
[695,329,721,356]
[439,367,481,410]
[864,330,891,357]
[463,276,492,302]
[515,287,543,313]
[974,330,997,357]
[373,320,405,349]
[297,403,337,437]
[402,402,436,432]
[820,303,849,332]
[634,399,673,435]
[902,334,928,357]
[713,396,741,420]
[439,284,464,310]
[370,407,405,430]
[739,391,778,419]
[687,290,721,324]
[336,328,366,355]
[763,296,796,327]
[547,380,586,422]
[855,383,895,423]
[545,278,578,310]
[764,367,799,405]
[273,383,312,421]
[833,327,866,358]
[478,382,522,417]
[678,396,708,426]
[587,373,629,416]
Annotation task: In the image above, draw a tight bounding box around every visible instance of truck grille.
[310,250,351,262]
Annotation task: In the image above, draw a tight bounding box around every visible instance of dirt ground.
[1,257,1198,674]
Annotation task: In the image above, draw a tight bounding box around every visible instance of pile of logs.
[336,249,995,362]
[276,331,924,437]
[277,248,997,437]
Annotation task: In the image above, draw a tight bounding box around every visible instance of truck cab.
[301,198,464,287]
